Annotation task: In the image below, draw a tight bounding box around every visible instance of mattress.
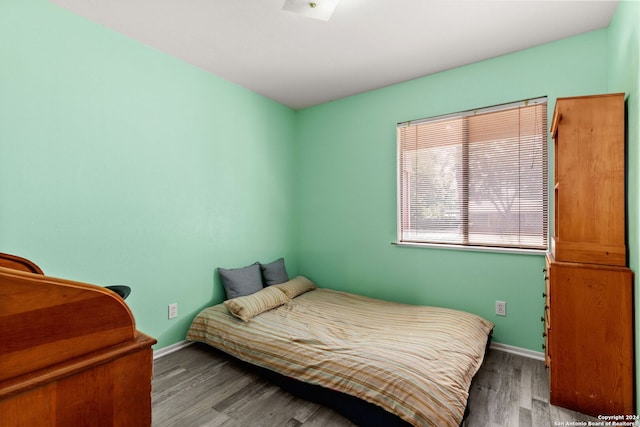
[186,286,493,426]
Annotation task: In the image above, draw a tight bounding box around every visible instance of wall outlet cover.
[168,303,178,319]
[496,301,507,316]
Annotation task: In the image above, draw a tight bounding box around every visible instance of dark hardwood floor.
[152,343,599,427]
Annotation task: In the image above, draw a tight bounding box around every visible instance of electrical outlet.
[495,301,507,316]
[168,303,178,319]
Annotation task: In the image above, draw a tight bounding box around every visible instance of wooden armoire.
[544,93,635,416]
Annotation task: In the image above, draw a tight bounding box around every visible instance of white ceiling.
[48,0,618,110]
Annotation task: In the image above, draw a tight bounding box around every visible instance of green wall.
[296,30,609,351]
[0,0,298,349]
[607,0,640,412]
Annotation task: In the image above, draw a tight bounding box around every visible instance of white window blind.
[397,98,548,250]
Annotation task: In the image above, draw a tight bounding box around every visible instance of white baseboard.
[490,342,545,361]
[153,340,194,360]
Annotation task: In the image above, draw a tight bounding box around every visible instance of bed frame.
[208,339,486,427]
[0,252,156,426]
[240,351,414,427]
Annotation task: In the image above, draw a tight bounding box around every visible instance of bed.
[187,275,493,427]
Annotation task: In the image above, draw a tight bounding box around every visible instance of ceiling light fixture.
[282,0,340,21]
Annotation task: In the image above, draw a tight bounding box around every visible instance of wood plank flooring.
[152,343,600,427]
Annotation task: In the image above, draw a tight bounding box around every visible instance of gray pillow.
[218,263,263,300]
[260,258,289,286]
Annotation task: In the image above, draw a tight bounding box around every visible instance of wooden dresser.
[0,253,156,426]
[544,93,634,416]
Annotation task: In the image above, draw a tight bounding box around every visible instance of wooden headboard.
[0,253,156,426]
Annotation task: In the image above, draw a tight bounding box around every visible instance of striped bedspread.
[187,288,493,426]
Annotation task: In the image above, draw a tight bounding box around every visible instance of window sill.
[391,241,547,256]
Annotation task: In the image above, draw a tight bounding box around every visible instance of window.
[397,98,548,251]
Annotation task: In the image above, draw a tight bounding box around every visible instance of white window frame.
[396,97,548,254]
